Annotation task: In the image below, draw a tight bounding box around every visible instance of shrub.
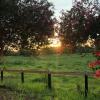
[88,50,100,78]
[20,49,33,56]
[19,49,39,56]
[4,50,20,56]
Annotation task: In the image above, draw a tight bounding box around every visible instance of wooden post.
[85,73,88,97]
[21,72,24,83]
[1,70,3,81]
[48,73,52,89]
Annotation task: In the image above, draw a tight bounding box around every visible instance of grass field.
[0,53,96,71]
[0,53,100,100]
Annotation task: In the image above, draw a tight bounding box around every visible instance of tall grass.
[0,53,96,71]
[0,53,100,99]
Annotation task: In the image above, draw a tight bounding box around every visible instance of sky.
[48,0,72,19]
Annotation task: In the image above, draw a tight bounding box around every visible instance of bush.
[3,50,20,56]
[19,49,39,56]
[19,49,33,56]
[75,46,94,54]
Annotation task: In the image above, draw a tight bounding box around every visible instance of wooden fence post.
[48,73,52,89]
[85,73,88,97]
[1,70,3,81]
[21,72,24,83]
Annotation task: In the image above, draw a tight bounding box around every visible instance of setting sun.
[49,38,61,48]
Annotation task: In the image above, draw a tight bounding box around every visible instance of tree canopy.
[60,0,100,49]
[0,0,54,55]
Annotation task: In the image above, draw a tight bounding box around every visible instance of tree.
[0,0,54,55]
[0,0,19,55]
[15,0,54,50]
[60,0,100,51]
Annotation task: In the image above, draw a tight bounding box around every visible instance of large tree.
[15,0,54,50]
[60,0,100,50]
[0,0,54,55]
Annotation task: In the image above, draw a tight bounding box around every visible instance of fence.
[0,68,94,97]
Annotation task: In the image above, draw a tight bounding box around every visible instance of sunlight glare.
[49,38,61,48]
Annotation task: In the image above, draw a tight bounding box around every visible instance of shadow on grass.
[31,77,46,83]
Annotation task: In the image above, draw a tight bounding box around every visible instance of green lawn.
[0,53,100,100]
